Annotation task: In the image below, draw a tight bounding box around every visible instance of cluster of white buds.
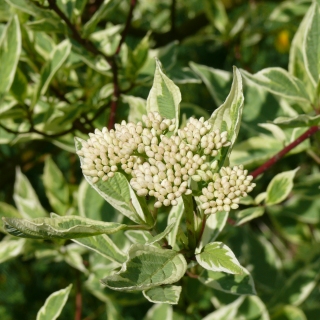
[76,112,176,183]
[77,112,256,212]
[199,165,255,214]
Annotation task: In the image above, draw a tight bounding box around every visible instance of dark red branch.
[250,126,320,179]
[74,271,82,320]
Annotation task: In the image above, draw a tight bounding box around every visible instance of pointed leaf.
[203,296,245,320]
[167,196,184,248]
[101,244,187,291]
[196,211,228,252]
[75,137,153,226]
[189,62,232,106]
[241,68,311,103]
[73,234,127,264]
[125,230,153,244]
[36,284,72,320]
[143,285,182,304]
[208,66,244,162]
[0,15,21,96]
[33,39,71,106]
[236,296,270,320]
[199,267,256,295]
[273,114,320,128]
[146,223,175,245]
[146,59,181,131]
[303,2,320,86]
[265,168,299,206]
[43,157,70,215]
[0,237,26,263]
[235,207,265,226]
[196,242,243,274]
[2,216,126,239]
[14,167,47,219]
[144,304,173,320]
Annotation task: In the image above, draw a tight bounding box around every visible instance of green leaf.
[75,137,153,226]
[272,305,307,320]
[122,95,147,124]
[0,201,21,232]
[235,207,265,226]
[0,237,26,263]
[13,167,47,219]
[199,267,256,295]
[167,196,184,248]
[125,230,153,244]
[33,39,71,106]
[272,262,320,307]
[146,223,175,245]
[146,59,181,131]
[273,114,320,128]
[189,62,232,107]
[10,67,28,103]
[196,211,228,252]
[0,15,21,97]
[241,68,311,103]
[289,3,315,100]
[265,168,299,206]
[2,215,126,239]
[101,244,187,291]
[36,284,72,320]
[143,285,182,304]
[43,157,70,215]
[303,2,320,87]
[208,66,244,162]
[202,296,245,320]
[73,234,127,264]
[144,304,173,320]
[196,242,243,274]
[204,0,229,34]
[236,296,270,320]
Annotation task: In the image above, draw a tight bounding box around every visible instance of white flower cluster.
[128,117,232,208]
[199,165,255,214]
[77,112,255,212]
[76,112,176,183]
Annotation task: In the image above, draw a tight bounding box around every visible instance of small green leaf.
[199,267,256,295]
[189,62,232,109]
[167,196,184,248]
[0,15,21,97]
[208,66,244,163]
[272,305,307,320]
[146,59,181,131]
[75,137,153,226]
[146,223,175,245]
[101,244,187,291]
[14,167,47,219]
[10,67,28,103]
[196,211,228,252]
[204,0,229,34]
[3,216,126,239]
[265,168,299,206]
[43,157,70,215]
[33,39,71,106]
[36,284,72,320]
[125,230,153,244]
[241,67,311,103]
[144,304,173,320]
[273,114,320,128]
[196,242,243,274]
[202,296,245,320]
[235,207,265,226]
[143,285,182,304]
[122,95,147,124]
[303,2,320,87]
[0,237,26,263]
[73,234,127,264]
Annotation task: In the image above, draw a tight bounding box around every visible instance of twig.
[74,270,82,320]
[250,126,320,179]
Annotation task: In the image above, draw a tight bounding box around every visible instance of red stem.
[250,125,320,179]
